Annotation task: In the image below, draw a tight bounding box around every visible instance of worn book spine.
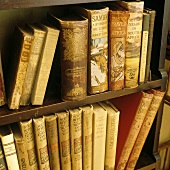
[19,119,38,170]
[31,24,59,105]
[56,111,71,170]
[44,114,60,170]
[92,103,107,170]
[108,8,129,91]
[115,92,153,170]
[79,105,93,170]
[126,89,165,170]
[47,13,88,101]
[69,108,83,170]
[20,24,46,106]
[144,9,156,82]
[0,140,7,170]
[139,12,150,84]
[33,117,50,170]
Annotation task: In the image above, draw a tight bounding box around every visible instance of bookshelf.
[0,0,169,169]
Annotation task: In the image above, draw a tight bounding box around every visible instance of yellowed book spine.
[31,25,59,105]
[33,117,50,170]
[19,119,38,170]
[44,114,60,170]
[92,103,107,170]
[57,111,71,170]
[126,90,165,170]
[116,92,153,170]
[20,25,46,106]
[79,105,93,170]
[69,108,83,170]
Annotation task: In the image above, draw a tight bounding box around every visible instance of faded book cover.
[47,12,88,101]
[71,4,109,94]
[19,119,38,170]
[33,117,50,170]
[69,108,83,170]
[0,125,20,170]
[139,12,150,84]
[126,89,165,170]
[99,101,120,170]
[0,52,6,106]
[56,111,71,170]
[20,23,46,106]
[92,103,107,170]
[11,123,30,170]
[44,114,60,170]
[109,91,153,170]
[79,105,93,170]
[31,23,59,105]
[0,138,7,170]
[115,1,144,88]
[7,26,34,109]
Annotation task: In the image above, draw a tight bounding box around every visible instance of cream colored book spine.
[56,111,71,170]
[79,105,93,170]
[99,101,120,170]
[92,103,107,170]
[31,24,59,105]
[20,24,46,106]
[69,108,83,170]
[44,114,60,170]
[19,119,38,170]
[33,117,50,170]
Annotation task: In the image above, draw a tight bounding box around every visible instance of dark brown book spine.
[0,53,5,106]
[109,10,129,91]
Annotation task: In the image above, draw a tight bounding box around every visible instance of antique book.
[33,117,50,170]
[126,89,165,170]
[92,103,107,170]
[115,1,144,88]
[0,139,7,170]
[19,119,38,170]
[69,108,83,170]
[0,53,6,106]
[109,91,153,170]
[7,26,34,109]
[31,23,60,105]
[0,125,20,170]
[11,123,30,170]
[99,101,120,170]
[79,104,93,170]
[56,111,71,170]
[20,23,46,106]
[139,12,150,84]
[47,12,88,101]
[104,2,129,91]
[71,4,109,94]
[44,114,60,170]
[144,8,156,82]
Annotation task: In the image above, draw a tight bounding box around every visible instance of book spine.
[44,115,60,170]
[8,35,33,109]
[70,109,83,170]
[59,20,88,101]
[145,10,156,82]
[109,10,129,91]
[33,117,50,170]
[126,89,165,170]
[20,29,46,106]
[31,27,59,105]
[139,13,150,84]
[57,112,71,170]
[116,92,153,170]
[19,119,38,170]
[88,8,109,94]
[0,141,7,170]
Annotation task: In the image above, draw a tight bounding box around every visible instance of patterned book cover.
[48,12,88,101]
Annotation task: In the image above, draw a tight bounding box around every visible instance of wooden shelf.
[0,79,162,126]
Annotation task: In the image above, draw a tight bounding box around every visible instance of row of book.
[0,89,164,170]
[0,0,156,109]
